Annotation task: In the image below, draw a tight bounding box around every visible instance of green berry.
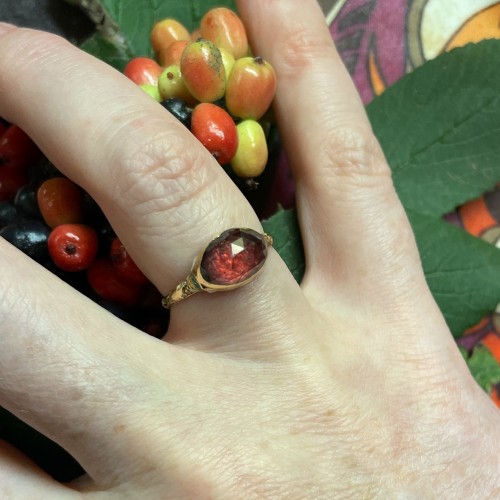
[139,83,161,102]
[158,65,195,105]
[230,119,268,178]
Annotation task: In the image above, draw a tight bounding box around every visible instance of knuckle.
[107,129,217,223]
[316,125,391,185]
[275,20,334,76]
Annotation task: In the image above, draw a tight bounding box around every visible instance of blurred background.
[0,0,339,45]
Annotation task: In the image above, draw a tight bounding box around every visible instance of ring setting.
[162,228,273,308]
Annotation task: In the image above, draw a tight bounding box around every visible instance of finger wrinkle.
[272,20,336,79]
[106,129,217,220]
[313,125,390,181]
[238,0,334,78]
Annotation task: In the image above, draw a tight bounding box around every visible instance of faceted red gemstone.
[200,228,267,285]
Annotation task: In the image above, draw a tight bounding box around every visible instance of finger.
[237,0,428,309]
[0,238,183,484]
[0,241,309,488]
[0,24,254,288]
[0,440,78,499]
[0,24,306,350]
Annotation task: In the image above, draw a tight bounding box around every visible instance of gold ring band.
[162,228,273,309]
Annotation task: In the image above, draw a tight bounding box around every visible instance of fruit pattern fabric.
[316,0,500,406]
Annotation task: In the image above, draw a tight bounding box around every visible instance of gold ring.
[162,228,273,309]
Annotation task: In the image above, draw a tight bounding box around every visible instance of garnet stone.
[200,228,268,286]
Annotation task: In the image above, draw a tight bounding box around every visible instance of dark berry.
[160,98,192,128]
[110,237,148,285]
[130,306,169,338]
[87,257,144,306]
[0,220,51,262]
[212,97,228,111]
[0,167,29,201]
[0,125,41,171]
[14,184,42,220]
[95,219,116,256]
[0,201,17,226]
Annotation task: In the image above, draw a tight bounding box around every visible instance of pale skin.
[0,0,499,498]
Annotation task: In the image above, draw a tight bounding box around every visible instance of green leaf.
[466,346,500,393]
[80,33,133,72]
[367,40,500,217]
[262,209,305,283]
[407,210,500,336]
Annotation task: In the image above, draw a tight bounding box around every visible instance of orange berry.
[225,56,276,120]
[200,7,248,59]
[37,177,85,229]
[150,18,190,56]
[180,39,226,103]
[157,39,189,67]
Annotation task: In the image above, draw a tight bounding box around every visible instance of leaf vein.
[393,93,500,173]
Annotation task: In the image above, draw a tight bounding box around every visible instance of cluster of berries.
[0,122,167,336]
[124,7,277,187]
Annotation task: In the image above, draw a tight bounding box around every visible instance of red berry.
[48,223,98,272]
[87,257,144,306]
[124,57,163,86]
[191,103,238,164]
[110,237,149,285]
[0,125,41,171]
[37,177,85,229]
[0,167,29,201]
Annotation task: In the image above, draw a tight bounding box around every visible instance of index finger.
[0,22,305,350]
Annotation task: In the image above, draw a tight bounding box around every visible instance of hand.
[0,1,498,498]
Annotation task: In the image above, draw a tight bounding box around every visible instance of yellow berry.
[230,120,268,178]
